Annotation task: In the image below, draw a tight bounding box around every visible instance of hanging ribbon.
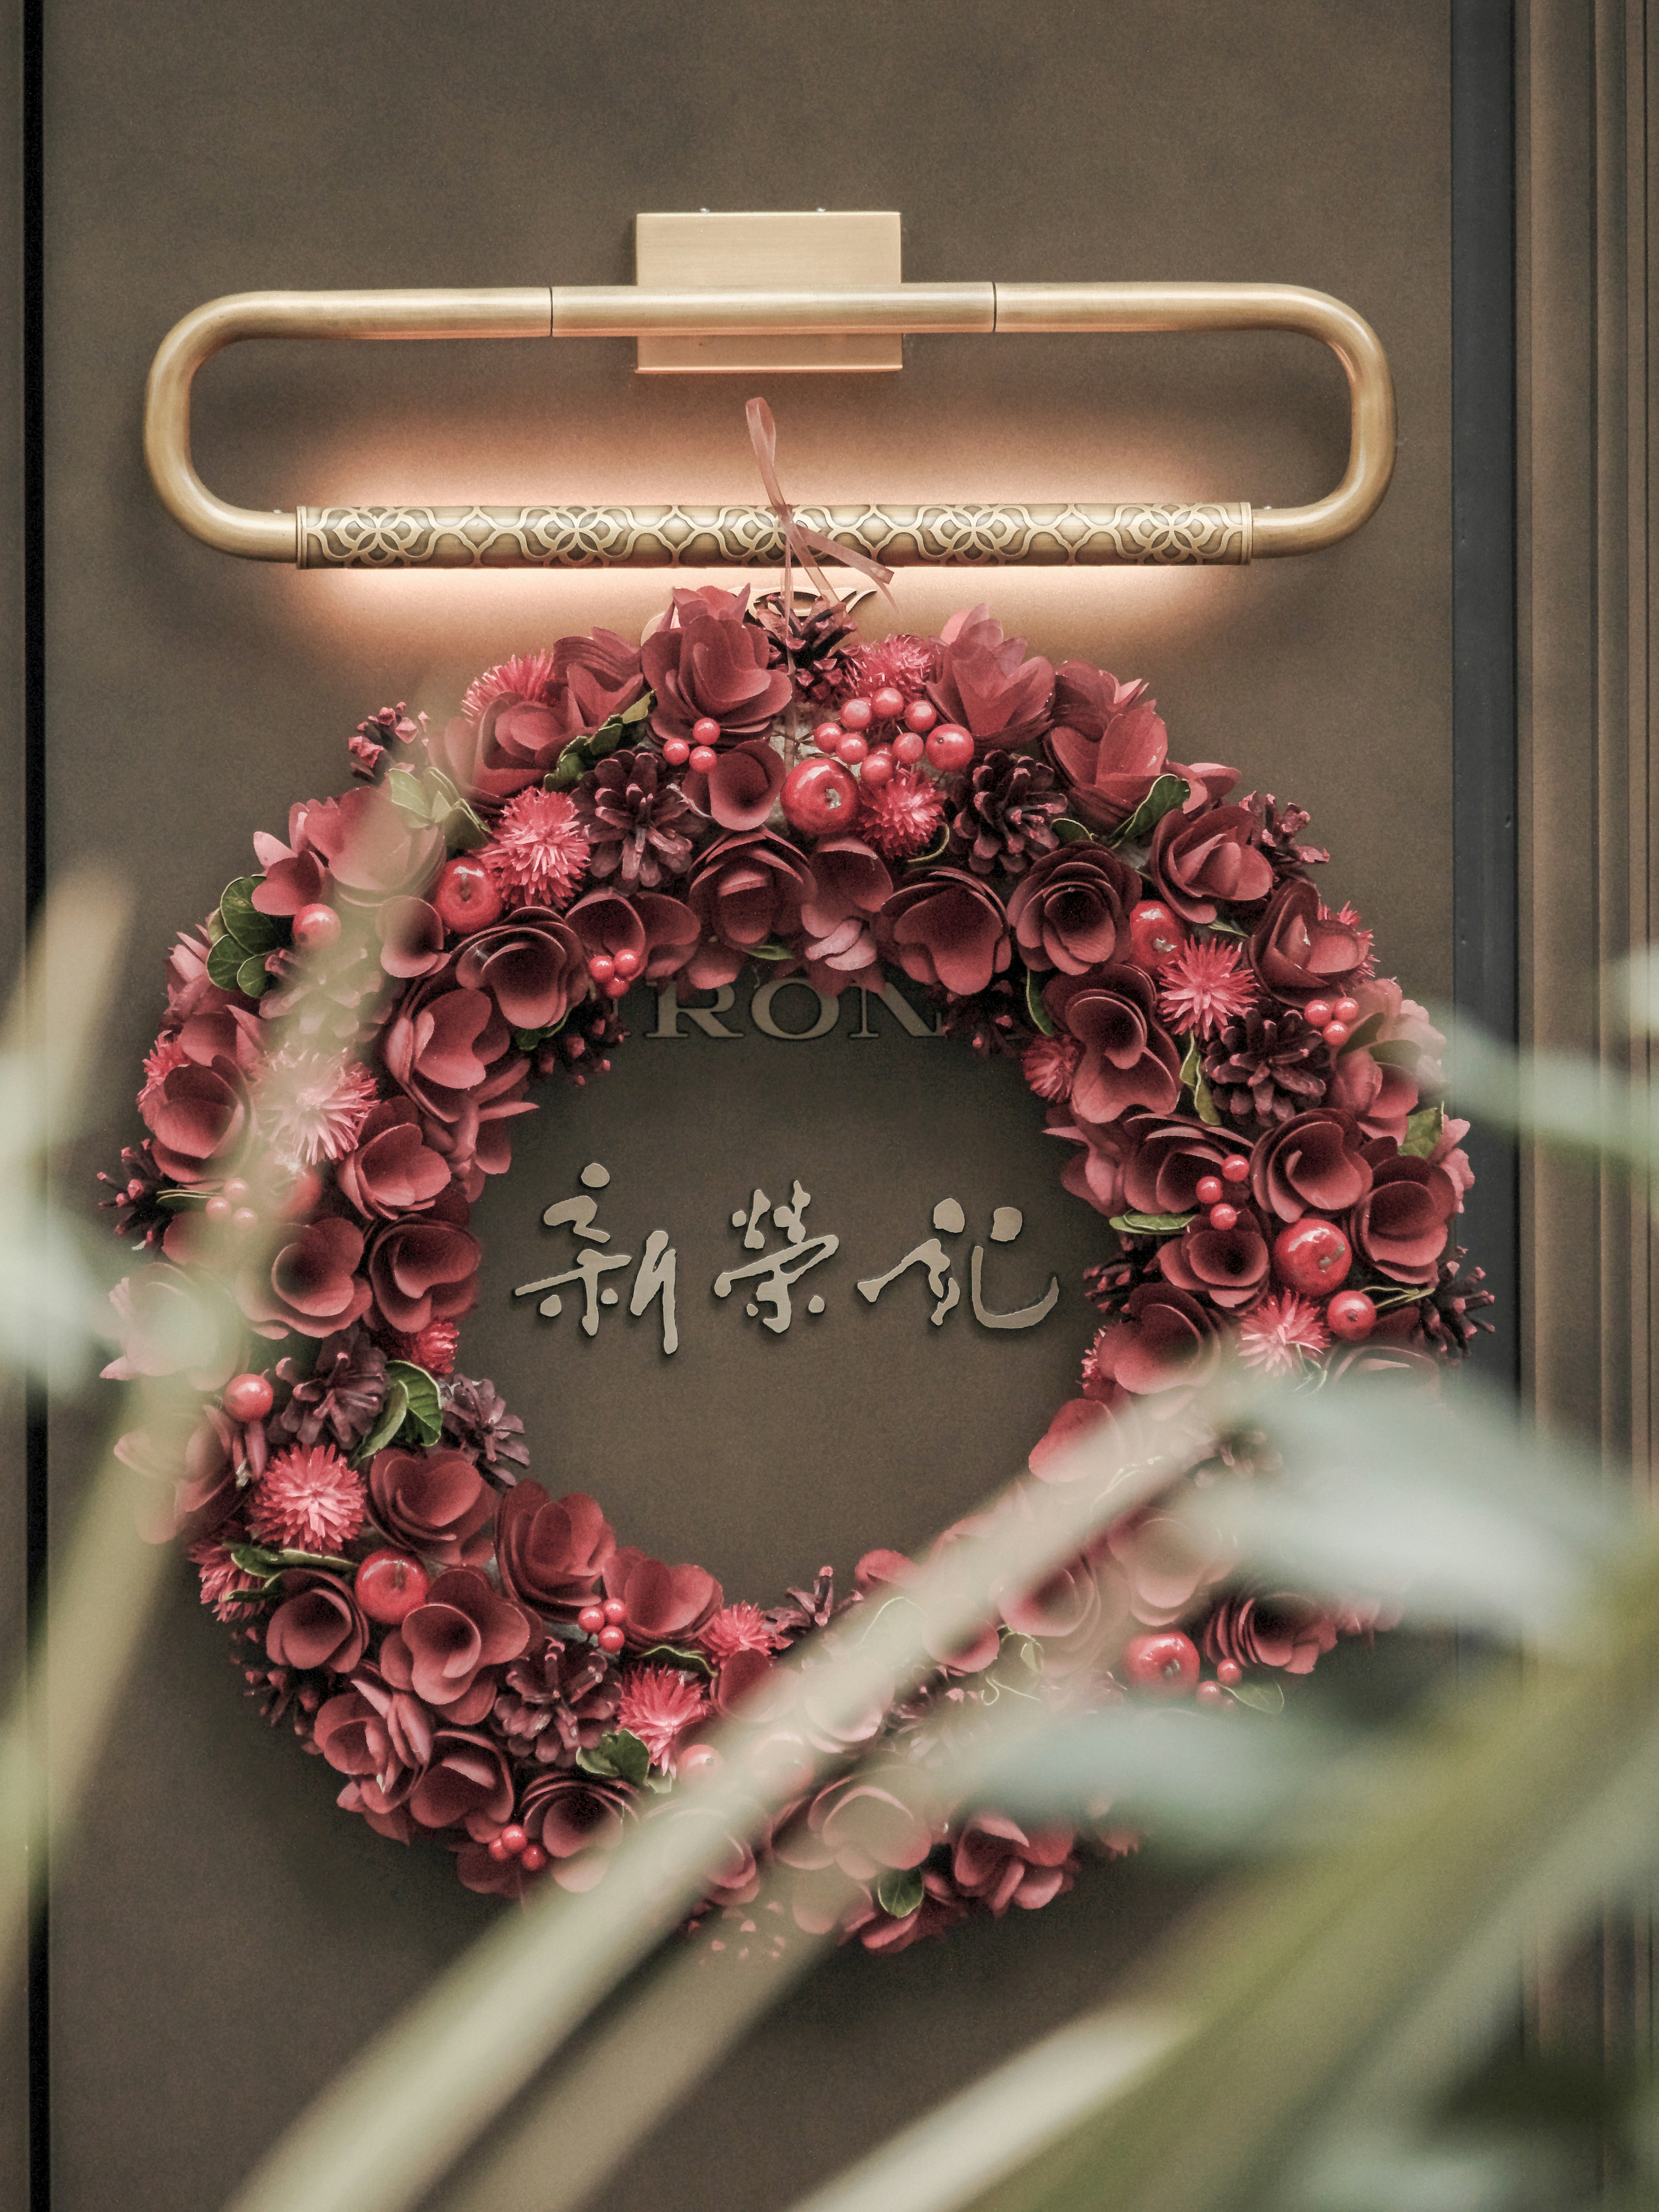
[745,396,896,619]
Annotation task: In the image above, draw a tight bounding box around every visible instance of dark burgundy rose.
[250,803,331,917]
[520,1770,636,1878]
[643,594,792,745]
[426,715,539,810]
[1000,1554,1101,1641]
[1149,802,1274,925]
[383,982,513,1119]
[683,737,786,832]
[1006,843,1141,974]
[1348,1153,1458,1284]
[377,896,448,980]
[782,1770,936,1881]
[304,783,445,904]
[241,1216,372,1341]
[114,1402,242,1538]
[103,1263,242,1388]
[925,604,1054,753]
[847,1871,969,1953]
[1043,966,1182,1124]
[651,1802,762,1907]
[407,1727,515,1831]
[335,1100,451,1220]
[1204,1592,1337,1676]
[315,1678,433,1812]
[798,836,892,993]
[368,1445,494,1566]
[454,907,588,1032]
[1043,663,1170,830]
[1046,1107,1136,1217]
[141,1057,249,1183]
[1156,1208,1271,1310]
[1088,1283,1221,1395]
[1250,1109,1373,1223]
[603,1544,722,1644]
[496,1484,617,1618]
[566,887,699,984]
[1250,878,1368,1005]
[1119,1114,1233,1216]
[379,1566,531,1716]
[265,1570,368,1676]
[712,1647,778,1718]
[952,1814,1077,1914]
[876,868,1011,996]
[1027,1397,1116,1477]
[684,831,814,990]
[366,1214,480,1334]
[480,632,646,774]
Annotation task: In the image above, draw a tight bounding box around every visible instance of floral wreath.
[101,585,1491,1957]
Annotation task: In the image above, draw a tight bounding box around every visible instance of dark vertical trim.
[1452,0,1521,1389]
[22,0,46,2198]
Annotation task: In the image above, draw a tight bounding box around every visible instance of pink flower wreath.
[100,589,1491,1955]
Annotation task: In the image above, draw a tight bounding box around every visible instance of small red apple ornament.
[1122,1631,1200,1697]
[354,1550,432,1626]
[1326,1288,1378,1341]
[432,856,503,934]
[1127,900,1187,969]
[1273,1219,1352,1296]
[782,757,859,836]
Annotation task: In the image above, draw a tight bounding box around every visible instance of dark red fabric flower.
[565,887,698,984]
[519,1770,636,1880]
[1043,966,1182,1123]
[377,896,448,981]
[683,737,786,832]
[684,832,814,990]
[368,1445,494,1567]
[1149,803,1274,925]
[925,605,1054,753]
[334,1100,451,1220]
[952,1814,1077,1914]
[1045,1108,1136,1217]
[1348,1153,1458,1284]
[264,1570,368,1675]
[1250,1108,1373,1223]
[242,1216,372,1341]
[798,835,891,993]
[876,868,1011,996]
[103,1264,242,1389]
[382,981,514,1120]
[315,1676,432,1811]
[1043,663,1170,830]
[407,1727,515,1831]
[454,907,589,1032]
[603,1544,722,1644]
[365,1214,480,1335]
[1006,843,1141,974]
[1204,1592,1337,1676]
[303,784,445,904]
[141,1057,249,1183]
[781,1770,936,1881]
[1156,1208,1271,1310]
[379,1566,531,1716]
[1087,1283,1221,1394]
[496,1484,617,1618]
[643,596,792,745]
[1118,1114,1234,1216]
[1250,879,1368,1005]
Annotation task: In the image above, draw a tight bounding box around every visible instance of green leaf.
[217,876,284,955]
[227,1542,355,1577]
[747,939,795,964]
[203,910,226,946]
[1179,1033,1202,1091]
[1341,1010,1384,1055]
[1402,1103,1445,1159]
[384,1360,443,1448]
[546,740,589,791]
[620,690,653,725]
[385,766,435,826]
[1108,1209,1196,1237]
[155,1189,204,1210]
[1227,1678,1286,1714]
[1109,772,1189,848]
[207,931,253,993]
[439,797,489,855]
[1370,1039,1424,1070]
[235,952,270,999]
[1206,916,1249,938]
[875,1867,926,1920]
[353,1379,410,1465]
[1052,817,1094,845]
[633,1643,715,1678]
[1025,967,1055,1037]
[908,824,951,868]
[576,1729,652,1787]
[1192,1063,1221,1128]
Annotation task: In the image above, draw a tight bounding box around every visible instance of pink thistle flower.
[462,650,558,723]
[188,1537,264,1622]
[848,634,939,702]
[480,787,591,910]
[138,1031,188,1112]
[1237,1293,1331,1377]
[256,1048,378,1171]
[1023,1034,1081,1103]
[857,765,946,861]
[390,1320,460,1376]
[247,1444,366,1552]
[1158,937,1258,1039]
[1321,902,1376,979]
[614,1664,709,1773]
[700,1602,784,1662]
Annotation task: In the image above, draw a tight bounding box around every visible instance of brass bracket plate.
[633,211,903,375]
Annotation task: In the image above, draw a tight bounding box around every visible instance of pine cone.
[574,749,698,892]
[946,750,1065,877]
[1203,1006,1332,1127]
[441,1374,529,1477]
[1416,1248,1496,1359]
[492,1641,614,1765]
[752,590,861,707]
[1243,792,1330,880]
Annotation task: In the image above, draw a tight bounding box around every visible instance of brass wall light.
[143,213,1395,573]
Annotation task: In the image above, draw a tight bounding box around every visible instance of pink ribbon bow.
[746,396,895,617]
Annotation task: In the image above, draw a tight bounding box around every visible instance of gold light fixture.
[143,213,1395,572]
